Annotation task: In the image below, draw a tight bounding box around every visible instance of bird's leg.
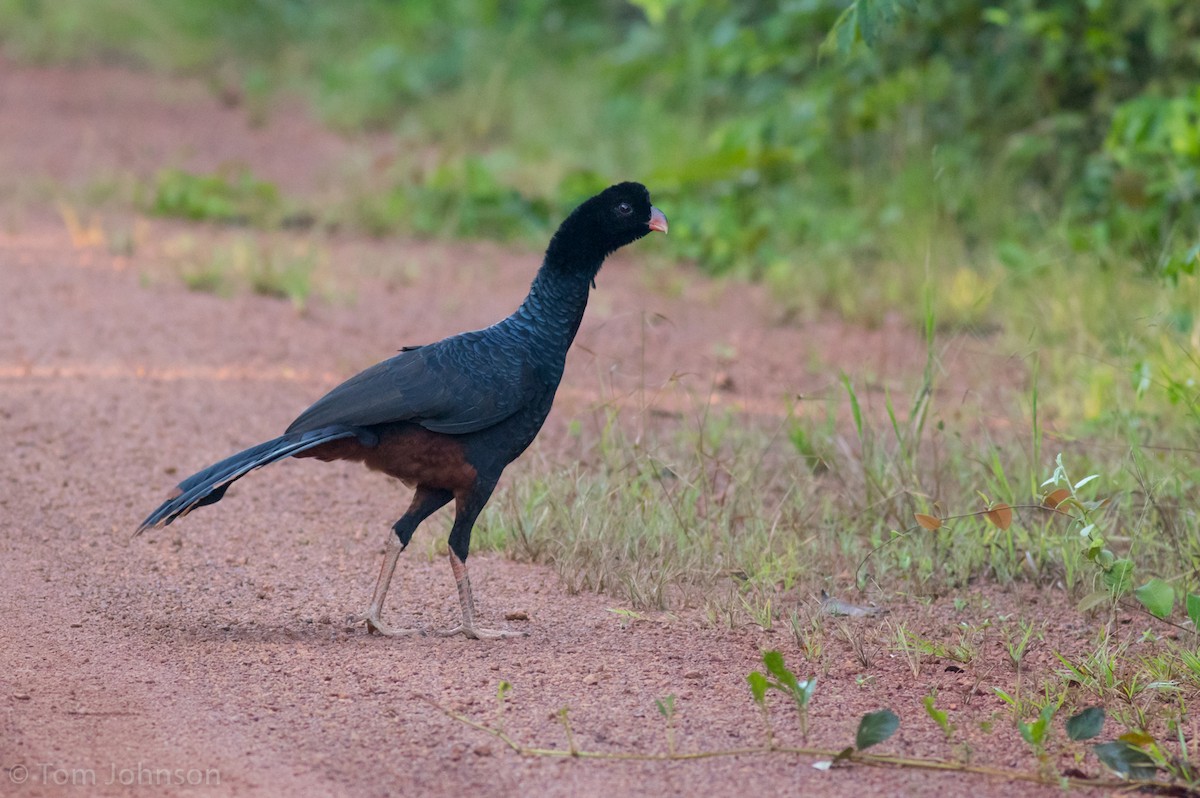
[436,551,526,640]
[352,533,421,636]
[431,483,525,639]
[351,487,451,637]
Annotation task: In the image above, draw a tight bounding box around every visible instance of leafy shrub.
[150,168,282,226]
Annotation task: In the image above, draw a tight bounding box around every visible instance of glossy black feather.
[285,329,534,437]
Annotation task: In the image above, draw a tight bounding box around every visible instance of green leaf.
[1065,707,1105,741]
[820,4,858,57]
[1094,740,1157,780]
[1077,590,1113,613]
[1103,559,1134,596]
[762,650,798,691]
[655,694,675,718]
[836,5,858,53]
[982,7,1010,26]
[1187,593,1200,629]
[923,695,950,734]
[840,373,864,442]
[1020,703,1056,746]
[858,0,877,46]
[1134,578,1175,619]
[747,671,769,706]
[855,709,899,751]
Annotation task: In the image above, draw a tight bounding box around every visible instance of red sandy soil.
[0,60,1168,797]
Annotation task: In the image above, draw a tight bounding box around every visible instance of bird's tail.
[135,427,359,534]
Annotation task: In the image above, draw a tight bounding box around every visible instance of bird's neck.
[509,256,599,355]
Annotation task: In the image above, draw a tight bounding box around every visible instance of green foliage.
[854,709,899,751]
[1094,740,1157,780]
[749,650,817,738]
[470,378,1200,621]
[746,670,769,706]
[1188,593,1200,630]
[151,168,282,226]
[922,695,952,738]
[1090,90,1200,278]
[1040,454,1196,623]
[1065,707,1105,742]
[822,0,917,53]
[1040,454,1126,600]
[1133,578,1175,620]
[359,155,554,241]
[167,235,318,311]
[1017,700,1057,758]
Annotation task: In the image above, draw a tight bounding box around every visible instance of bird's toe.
[435,624,526,640]
[349,612,424,637]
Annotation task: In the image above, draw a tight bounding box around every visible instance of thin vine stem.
[424,696,1175,793]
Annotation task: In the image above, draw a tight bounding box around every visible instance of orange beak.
[648,206,669,234]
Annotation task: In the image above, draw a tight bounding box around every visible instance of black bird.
[138,182,667,639]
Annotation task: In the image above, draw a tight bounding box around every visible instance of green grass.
[150,167,284,226]
[467,361,1200,630]
[163,233,321,311]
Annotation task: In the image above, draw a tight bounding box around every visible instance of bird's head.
[545,182,667,274]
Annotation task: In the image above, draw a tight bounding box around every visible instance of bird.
[137,182,668,639]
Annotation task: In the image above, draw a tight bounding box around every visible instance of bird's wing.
[285,332,533,436]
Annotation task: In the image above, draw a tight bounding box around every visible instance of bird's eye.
[615,202,633,217]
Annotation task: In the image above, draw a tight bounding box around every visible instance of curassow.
[137,182,667,639]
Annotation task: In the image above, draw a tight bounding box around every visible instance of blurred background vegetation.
[2,1,1197,273]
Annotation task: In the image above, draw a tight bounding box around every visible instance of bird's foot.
[435,623,527,640]
[349,612,424,637]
